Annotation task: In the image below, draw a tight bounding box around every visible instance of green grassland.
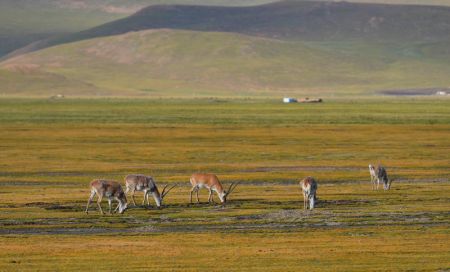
[0,98,449,270]
[2,30,450,97]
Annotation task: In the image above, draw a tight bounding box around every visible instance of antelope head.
[219,182,239,204]
[117,192,128,214]
[385,178,393,190]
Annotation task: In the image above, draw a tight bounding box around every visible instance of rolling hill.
[2,29,449,97]
[7,0,450,60]
[0,0,123,57]
[0,0,280,58]
[1,0,450,97]
[83,0,450,42]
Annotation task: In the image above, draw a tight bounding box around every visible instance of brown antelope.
[125,174,176,208]
[299,176,318,210]
[189,173,239,204]
[369,164,391,190]
[85,179,128,215]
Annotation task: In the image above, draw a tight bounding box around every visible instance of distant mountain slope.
[7,0,450,59]
[2,0,450,58]
[93,1,450,42]
[0,0,278,58]
[2,0,450,97]
[0,1,123,57]
[2,29,449,97]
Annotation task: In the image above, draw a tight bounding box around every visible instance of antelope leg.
[85,190,96,214]
[97,196,104,215]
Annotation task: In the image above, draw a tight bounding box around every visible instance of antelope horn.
[161,184,177,198]
[226,182,239,196]
[160,184,169,196]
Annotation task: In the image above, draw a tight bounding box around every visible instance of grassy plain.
[0,98,449,271]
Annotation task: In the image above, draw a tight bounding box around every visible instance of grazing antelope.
[369,164,377,190]
[189,173,239,204]
[299,176,318,210]
[369,164,391,190]
[124,174,176,208]
[376,165,391,190]
[85,179,128,215]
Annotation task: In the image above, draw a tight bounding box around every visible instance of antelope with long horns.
[300,176,318,210]
[85,179,128,215]
[189,173,239,204]
[125,174,176,208]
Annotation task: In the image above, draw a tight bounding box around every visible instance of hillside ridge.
[2,28,450,97]
[4,0,450,60]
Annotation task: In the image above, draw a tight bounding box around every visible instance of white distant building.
[283,97,297,103]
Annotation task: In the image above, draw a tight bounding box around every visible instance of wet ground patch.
[0,182,449,237]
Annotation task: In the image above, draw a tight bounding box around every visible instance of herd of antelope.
[85,164,391,215]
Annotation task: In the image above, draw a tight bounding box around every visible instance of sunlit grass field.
[0,98,449,271]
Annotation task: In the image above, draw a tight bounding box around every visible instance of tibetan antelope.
[369,164,377,190]
[299,176,318,210]
[377,165,391,190]
[125,174,176,208]
[369,164,391,190]
[85,179,128,215]
[189,173,239,204]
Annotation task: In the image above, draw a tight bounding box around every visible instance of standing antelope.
[125,174,176,208]
[189,173,239,204]
[85,179,128,215]
[369,164,377,190]
[300,176,318,210]
[369,164,391,190]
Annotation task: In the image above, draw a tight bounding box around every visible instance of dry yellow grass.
[0,98,448,271]
[0,223,449,271]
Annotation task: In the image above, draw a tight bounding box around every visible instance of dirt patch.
[24,202,82,212]
[24,202,48,207]
[0,210,448,235]
[45,204,79,211]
